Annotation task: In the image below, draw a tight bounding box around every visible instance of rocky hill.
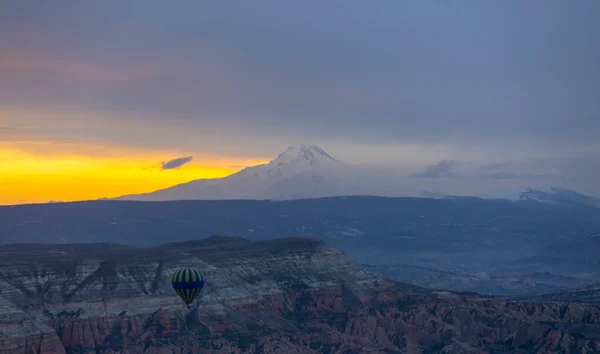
[1,237,600,353]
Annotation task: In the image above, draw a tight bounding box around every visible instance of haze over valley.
[4,193,600,297]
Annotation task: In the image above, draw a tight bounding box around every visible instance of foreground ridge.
[0,237,600,353]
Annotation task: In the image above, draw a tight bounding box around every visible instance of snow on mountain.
[116,144,369,201]
[517,187,600,207]
[478,186,600,208]
[230,144,345,181]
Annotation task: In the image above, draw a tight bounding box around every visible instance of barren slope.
[1,237,600,353]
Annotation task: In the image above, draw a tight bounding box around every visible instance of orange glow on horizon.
[0,142,270,205]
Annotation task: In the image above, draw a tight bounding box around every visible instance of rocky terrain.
[1,236,600,353]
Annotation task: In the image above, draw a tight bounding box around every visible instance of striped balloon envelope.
[171,267,205,307]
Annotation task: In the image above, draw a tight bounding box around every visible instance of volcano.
[116,144,368,201]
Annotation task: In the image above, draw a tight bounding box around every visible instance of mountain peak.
[270,144,341,166]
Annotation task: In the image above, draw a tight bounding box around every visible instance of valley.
[2,195,599,296]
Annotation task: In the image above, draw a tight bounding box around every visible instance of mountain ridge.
[518,187,600,207]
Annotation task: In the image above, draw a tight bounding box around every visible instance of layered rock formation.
[1,236,600,353]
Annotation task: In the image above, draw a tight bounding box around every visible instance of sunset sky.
[1,1,599,205]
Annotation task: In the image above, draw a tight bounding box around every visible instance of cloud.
[0,52,168,89]
[477,162,510,171]
[1,1,598,149]
[0,1,599,195]
[479,171,547,180]
[0,125,53,130]
[411,160,460,179]
[161,156,193,170]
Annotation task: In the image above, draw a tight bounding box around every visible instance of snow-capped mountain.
[116,144,369,201]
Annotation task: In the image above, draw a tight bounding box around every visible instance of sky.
[1,0,599,204]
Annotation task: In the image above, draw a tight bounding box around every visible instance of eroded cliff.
[1,236,600,353]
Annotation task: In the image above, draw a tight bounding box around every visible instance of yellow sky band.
[0,143,269,205]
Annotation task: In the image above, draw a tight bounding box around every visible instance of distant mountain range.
[115,144,600,207]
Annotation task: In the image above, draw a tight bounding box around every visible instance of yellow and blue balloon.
[171,267,205,307]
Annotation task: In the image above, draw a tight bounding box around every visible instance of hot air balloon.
[171,267,205,307]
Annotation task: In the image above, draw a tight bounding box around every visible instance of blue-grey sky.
[1,0,599,194]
